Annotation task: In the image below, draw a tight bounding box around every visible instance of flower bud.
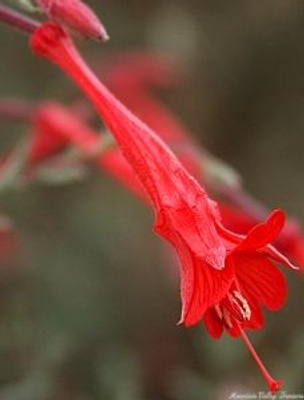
[36,0,109,41]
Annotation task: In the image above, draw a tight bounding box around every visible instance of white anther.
[215,304,223,320]
[222,308,233,328]
[233,290,251,321]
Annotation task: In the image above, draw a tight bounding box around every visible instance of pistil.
[238,324,283,393]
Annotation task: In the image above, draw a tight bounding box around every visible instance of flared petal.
[204,308,224,338]
[234,252,287,311]
[237,209,285,251]
[153,209,234,327]
[177,244,234,326]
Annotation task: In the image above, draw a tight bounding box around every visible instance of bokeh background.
[0,1,304,399]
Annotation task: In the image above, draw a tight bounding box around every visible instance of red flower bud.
[36,0,109,41]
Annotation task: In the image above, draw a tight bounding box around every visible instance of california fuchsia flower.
[31,22,297,392]
[35,0,109,41]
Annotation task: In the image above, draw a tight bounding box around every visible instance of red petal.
[237,209,286,251]
[177,246,234,327]
[217,210,297,271]
[234,252,287,311]
[204,309,224,338]
[242,291,265,330]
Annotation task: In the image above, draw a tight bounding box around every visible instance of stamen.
[215,304,223,319]
[233,290,251,320]
[225,293,244,321]
[238,324,283,393]
[222,308,233,328]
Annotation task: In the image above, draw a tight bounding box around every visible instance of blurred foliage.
[0,1,304,399]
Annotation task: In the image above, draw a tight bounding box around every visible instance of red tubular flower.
[30,22,297,392]
[35,0,109,41]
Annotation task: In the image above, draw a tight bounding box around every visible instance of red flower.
[30,22,297,392]
[36,0,109,41]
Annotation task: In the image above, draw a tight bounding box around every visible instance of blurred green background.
[0,1,304,399]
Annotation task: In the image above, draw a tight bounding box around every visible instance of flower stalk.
[0,4,39,34]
